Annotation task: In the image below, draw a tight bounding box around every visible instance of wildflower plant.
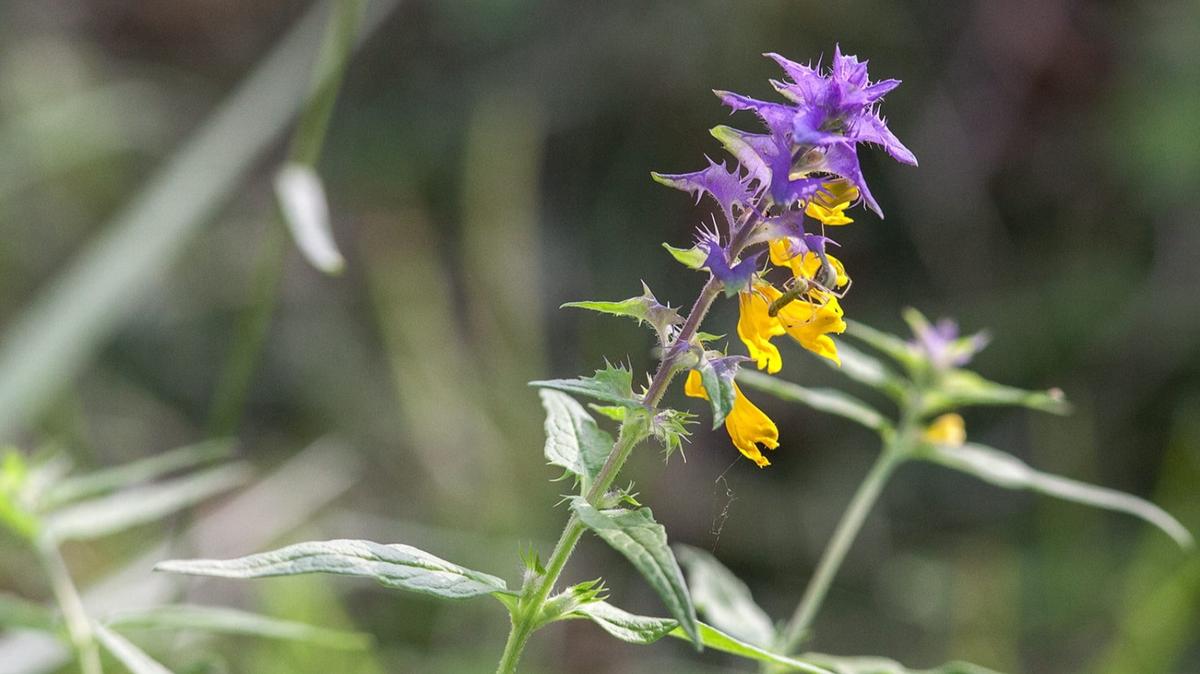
[140,48,1191,674]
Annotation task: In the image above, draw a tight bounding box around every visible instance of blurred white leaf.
[675,544,775,648]
[105,604,370,650]
[274,162,345,274]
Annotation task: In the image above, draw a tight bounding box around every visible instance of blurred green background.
[1,0,1197,672]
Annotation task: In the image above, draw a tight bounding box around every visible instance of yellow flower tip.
[737,287,786,373]
[726,384,780,467]
[684,369,707,400]
[923,413,967,447]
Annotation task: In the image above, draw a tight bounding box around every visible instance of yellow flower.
[767,239,850,290]
[805,180,859,226]
[738,282,846,368]
[737,287,786,374]
[685,370,778,467]
[923,413,966,446]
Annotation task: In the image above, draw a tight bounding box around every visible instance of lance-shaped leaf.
[696,354,743,429]
[923,369,1070,416]
[674,545,774,647]
[562,283,683,348]
[94,623,175,674]
[921,442,1192,549]
[41,463,250,543]
[0,593,56,632]
[104,605,370,650]
[800,653,1004,674]
[570,602,833,673]
[845,320,920,370]
[569,499,699,647]
[156,539,511,600]
[822,340,907,399]
[538,390,612,489]
[43,439,234,509]
[530,364,640,408]
[738,370,890,434]
[663,243,707,270]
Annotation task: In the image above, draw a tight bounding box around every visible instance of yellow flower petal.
[805,180,858,226]
[776,295,847,364]
[923,413,966,446]
[737,286,786,374]
[686,371,777,468]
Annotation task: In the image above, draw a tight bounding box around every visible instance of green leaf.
[0,592,57,632]
[538,390,613,490]
[43,439,234,509]
[530,364,640,408]
[156,539,511,600]
[562,283,683,347]
[921,442,1193,549]
[800,653,1004,674]
[569,499,700,647]
[823,340,907,399]
[104,605,370,650]
[94,623,176,674]
[41,463,250,543]
[844,320,920,369]
[274,163,345,275]
[589,404,627,422]
[662,243,706,270]
[0,449,38,539]
[570,602,833,673]
[696,356,738,430]
[674,545,774,647]
[737,370,891,434]
[923,369,1070,416]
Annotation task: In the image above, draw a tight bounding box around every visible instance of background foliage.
[0,0,1197,672]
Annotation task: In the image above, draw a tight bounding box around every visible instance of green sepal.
[651,408,696,457]
[663,243,706,270]
[568,499,700,648]
[530,363,641,408]
[534,579,607,630]
[562,283,683,348]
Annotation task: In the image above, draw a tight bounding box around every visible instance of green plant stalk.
[204,0,365,437]
[495,213,761,673]
[36,539,102,674]
[773,391,926,659]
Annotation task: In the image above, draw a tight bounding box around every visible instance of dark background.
[0,1,1197,672]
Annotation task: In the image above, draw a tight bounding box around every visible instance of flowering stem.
[496,210,762,673]
[773,392,925,659]
[37,539,102,674]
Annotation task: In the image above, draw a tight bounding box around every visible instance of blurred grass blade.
[737,370,891,434]
[570,602,833,673]
[923,442,1193,548]
[42,463,250,543]
[569,499,700,647]
[93,623,174,674]
[156,539,510,600]
[674,544,774,648]
[0,593,56,632]
[801,652,1004,674]
[105,605,370,650]
[275,163,344,274]
[43,439,234,509]
[0,0,401,438]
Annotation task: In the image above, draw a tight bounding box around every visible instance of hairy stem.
[495,209,762,673]
[37,540,102,674]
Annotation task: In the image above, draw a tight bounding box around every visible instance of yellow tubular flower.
[805,180,859,226]
[737,285,786,374]
[923,413,966,446]
[685,370,778,468]
[775,294,847,365]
